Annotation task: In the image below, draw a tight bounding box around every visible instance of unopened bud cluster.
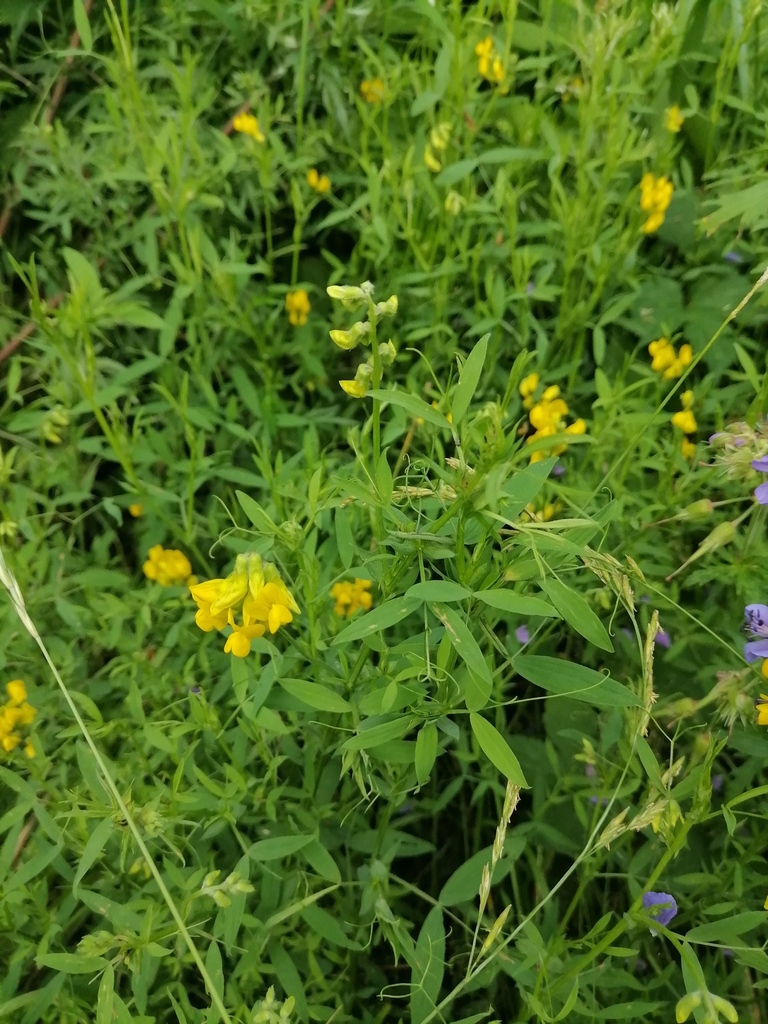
[327,281,398,398]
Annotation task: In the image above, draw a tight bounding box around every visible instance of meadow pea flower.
[664,105,684,132]
[475,36,504,84]
[143,545,193,586]
[329,321,370,350]
[360,78,386,103]
[307,168,331,194]
[525,381,586,463]
[640,172,673,233]
[128,503,143,517]
[190,553,298,658]
[232,112,265,142]
[756,694,768,724]
[681,438,696,459]
[340,379,368,398]
[424,122,452,173]
[331,579,373,617]
[671,390,697,436]
[642,891,678,929]
[744,604,768,663]
[519,372,539,410]
[648,337,692,379]
[0,680,36,756]
[285,289,311,326]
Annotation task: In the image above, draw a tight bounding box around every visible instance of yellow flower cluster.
[664,105,684,133]
[360,78,386,104]
[525,502,558,522]
[424,122,451,174]
[143,545,193,587]
[232,112,265,142]
[520,376,586,463]
[307,168,331,194]
[0,680,36,757]
[286,289,311,326]
[757,692,768,725]
[475,36,504,84]
[331,578,373,617]
[671,390,697,449]
[190,553,299,658]
[648,337,692,379]
[640,172,673,234]
[327,281,398,398]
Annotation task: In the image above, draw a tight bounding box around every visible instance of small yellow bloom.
[475,36,504,84]
[664,105,684,133]
[128,503,143,518]
[360,78,386,103]
[340,379,368,398]
[143,545,193,587]
[681,438,696,460]
[640,173,673,234]
[331,579,373,617]
[424,145,442,173]
[307,168,331,194]
[519,372,539,410]
[286,289,311,326]
[756,692,768,725]
[24,742,35,759]
[232,112,265,142]
[681,389,694,410]
[190,554,298,657]
[6,680,27,706]
[566,418,587,435]
[671,409,697,435]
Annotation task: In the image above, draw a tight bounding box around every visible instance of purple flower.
[552,463,566,477]
[724,251,744,264]
[755,481,768,505]
[745,639,768,662]
[744,604,768,661]
[711,774,724,793]
[752,456,768,472]
[656,628,671,648]
[642,891,678,928]
[515,624,530,644]
[585,763,597,779]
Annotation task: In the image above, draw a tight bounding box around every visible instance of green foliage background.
[1,0,768,1022]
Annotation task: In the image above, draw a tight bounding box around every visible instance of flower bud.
[710,995,738,1023]
[374,294,398,317]
[675,992,702,1023]
[481,905,511,953]
[329,320,370,350]
[682,499,714,519]
[378,339,397,365]
[326,281,374,310]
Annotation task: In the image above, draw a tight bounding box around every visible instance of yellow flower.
[649,338,692,379]
[190,554,299,657]
[640,172,673,234]
[360,78,386,103]
[475,36,504,84]
[424,145,442,173]
[286,289,311,326]
[671,409,697,435]
[6,680,27,706]
[331,579,373,617]
[340,379,368,398]
[232,112,265,142]
[0,680,36,758]
[763,663,768,681]
[143,545,193,586]
[566,418,587,435]
[664,105,684,133]
[128,503,143,517]
[756,693,768,725]
[681,438,696,460]
[307,168,331,194]
[24,742,35,759]
[519,372,539,410]
[681,389,694,410]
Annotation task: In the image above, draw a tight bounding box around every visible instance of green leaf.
[406,581,471,603]
[686,911,767,943]
[432,604,492,688]
[469,714,529,787]
[341,717,415,752]
[236,491,278,534]
[474,589,558,617]
[367,389,449,428]
[248,835,314,861]
[73,817,113,895]
[73,0,93,50]
[501,459,557,518]
[451,334,488,427]
[301,839,341,884]
[37,954,107,975]
[335,507,354,569]
[278,678,351,713]
[415,723,438,786]
[542,578,614,651]
[514,656,641,707]
[410,906,445,1024]
[434,158,477,186]
[332,597,419,644]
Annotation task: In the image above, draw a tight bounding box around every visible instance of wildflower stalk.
[367,294,382,478]
[0,549,233,1024]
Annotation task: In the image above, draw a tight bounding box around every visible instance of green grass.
[1,0,768,1022]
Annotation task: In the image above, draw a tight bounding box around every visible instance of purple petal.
[515,624,530,644]
[745,604,768,633]
[642,891,678,928]
[755,482,768,505]
[711,774,723,793]
[655,629,671,648]
[752,457,768,472]
[744,639,768,663]
[552,463,566,477]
